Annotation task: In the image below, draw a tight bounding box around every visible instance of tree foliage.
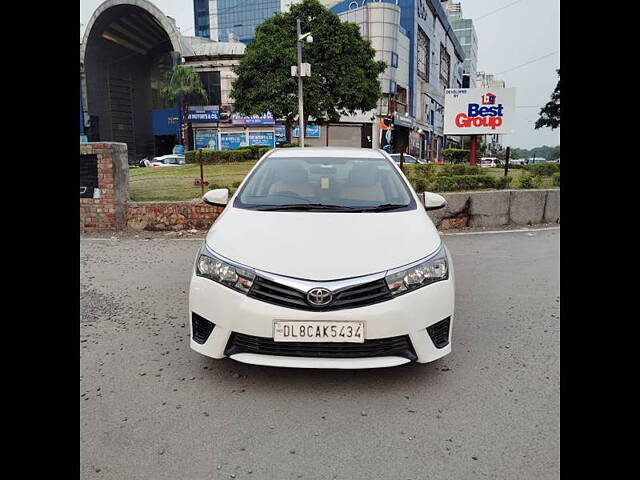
[535,69,560,130]
[510,145,560,160]
[230,0,386,126]
[160,65,208,148]
[160,65,208,106]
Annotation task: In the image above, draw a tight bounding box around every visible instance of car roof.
[269,147,387,159]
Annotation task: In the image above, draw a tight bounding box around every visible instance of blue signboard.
[248,131,275,147]
[152,108,180,135]
[188,106,220,123]
[231,112,275,126]
[220,133,248,150]
[274,125,287,143]
[292,125,321,138]
[195,129,218,150]
[173,144,185,155]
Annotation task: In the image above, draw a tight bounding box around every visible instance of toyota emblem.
[306,288,333,307]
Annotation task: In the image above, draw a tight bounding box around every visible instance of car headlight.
[196,245,255,294]
[385,244,449,296]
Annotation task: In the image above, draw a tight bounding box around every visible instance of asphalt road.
[80,228,560,480]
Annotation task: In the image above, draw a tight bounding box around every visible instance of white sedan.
[150,155,185,167]
[188,147,455,369]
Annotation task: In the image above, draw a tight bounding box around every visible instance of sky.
[80,0,560,149]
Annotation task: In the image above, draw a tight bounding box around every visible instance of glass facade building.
[194,0,211,38]
[450,17,477,87]
[211,0,281,42]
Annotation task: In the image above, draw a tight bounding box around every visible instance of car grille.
[247,276,393,311]
[192,312,215,344]
[426,317,451,349]
[224,332,417,361]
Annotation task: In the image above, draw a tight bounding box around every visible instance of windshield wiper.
[253,203,362,212]
[356,203,408,212]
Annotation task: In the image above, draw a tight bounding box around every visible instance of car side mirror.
[422,192,447,210]
[203,188,229,207]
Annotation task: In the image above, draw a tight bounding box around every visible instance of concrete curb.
[427,189,560,229]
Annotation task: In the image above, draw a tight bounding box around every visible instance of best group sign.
[444,88,516,135]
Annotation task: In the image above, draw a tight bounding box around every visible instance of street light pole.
[296,18,305,147]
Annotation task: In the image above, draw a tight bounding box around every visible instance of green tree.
[535,69,560,130]
[230,0,386,138]
[160,65,208,150]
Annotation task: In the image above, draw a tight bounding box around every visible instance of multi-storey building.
[329,0,465,160]
[194,1,341,42]
[442,1,477,88]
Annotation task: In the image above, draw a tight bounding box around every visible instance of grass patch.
[129,161,257,201]
[130,162,557,201]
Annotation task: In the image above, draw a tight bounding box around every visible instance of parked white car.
[189,147,455,369]
[479,157,498,168]
[389,153,426,164]
[150,154,185,167]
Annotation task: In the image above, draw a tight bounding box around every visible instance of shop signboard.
[248,131,275,147]
[187,106,220,123]
[220,133,248,150]
[152,108,180,135]
[444,88,516,135]
[292,125,321,138]
[195,129,218,150]
[393,112,415,129]
[231,112,275,126]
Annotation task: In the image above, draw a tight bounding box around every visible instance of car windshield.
[234,156,416,212]
[165,157,180,164]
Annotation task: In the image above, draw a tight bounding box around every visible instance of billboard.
[249,131,275,147]
[274,125,287,143]
[292,125,321,138]
[220,133,248,150]
[195,129,218,150]
[444,88,516,135]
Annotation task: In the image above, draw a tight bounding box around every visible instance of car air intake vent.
[225,332,417,361]
[192,312,215,344]
[427,317,451,349]
[247,277,393,311]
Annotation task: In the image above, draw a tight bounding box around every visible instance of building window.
[389,80,397,94]
[390,52,398,68]
[197,71,222,107]
[417,29,429,82]
[440,44,450,88]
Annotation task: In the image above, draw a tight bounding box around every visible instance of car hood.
[205,206,441,281]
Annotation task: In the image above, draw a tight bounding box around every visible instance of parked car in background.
[479,157,498,168]
[389,154,426,164]
[189,147,455,369]
[150,154,186,167]
[510,158,526,165]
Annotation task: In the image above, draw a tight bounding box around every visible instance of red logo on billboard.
[481,93,496,105]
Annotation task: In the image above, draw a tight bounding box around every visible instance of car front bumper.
[188,259,455,369]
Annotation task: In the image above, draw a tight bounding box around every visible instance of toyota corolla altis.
[189,147,455,369]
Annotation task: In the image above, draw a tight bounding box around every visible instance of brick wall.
[80,142,129,232]
[128,200,224,231]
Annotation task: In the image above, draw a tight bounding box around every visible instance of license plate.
[273,321,365,343]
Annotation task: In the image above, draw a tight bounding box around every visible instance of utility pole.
[295,19,313,147]
[296,18,305,147]
[504,146,510,177]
